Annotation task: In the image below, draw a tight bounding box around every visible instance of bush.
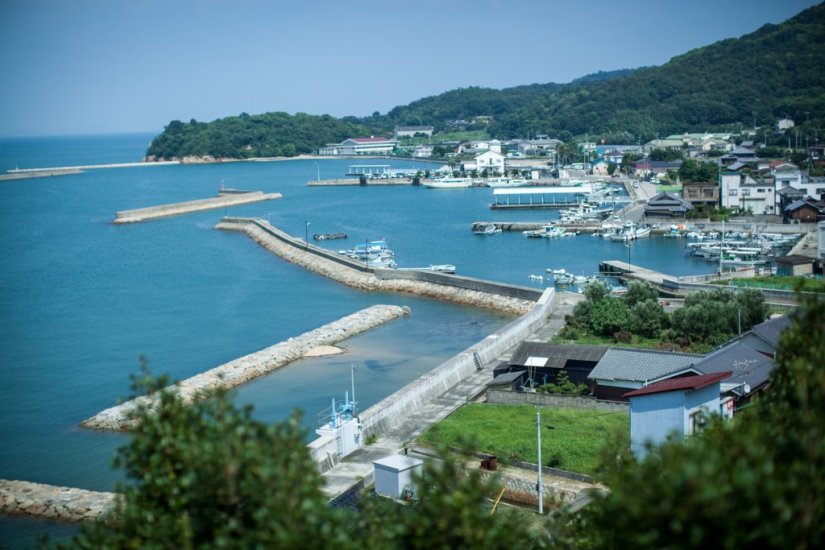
[613,330,633,343]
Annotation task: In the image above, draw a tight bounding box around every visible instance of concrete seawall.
[357,288,556,439]
[217,217,538,314]
[0,480,118,523]
[81,304,409,431]
[114,190,282,224]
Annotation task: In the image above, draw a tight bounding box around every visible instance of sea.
[0,133,716,546]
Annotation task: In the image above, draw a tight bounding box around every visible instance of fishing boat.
[339,239,397,268]
[486,177,528,188]
[473,222,501,235]
[663,224,682,238]
[610,221,637,242]
[634,225,652,239]
[421,177,472,189]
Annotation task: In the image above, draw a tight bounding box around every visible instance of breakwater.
[81,304,409,431]
[113,190,282,224]
[0,480,118,523]
[217,217,537,315]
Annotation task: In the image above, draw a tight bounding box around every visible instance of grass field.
[418,403,628,476]
[711,275,825,293]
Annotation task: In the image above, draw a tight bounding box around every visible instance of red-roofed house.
[625,371,731,457]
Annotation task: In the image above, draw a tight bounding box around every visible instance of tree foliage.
[71,366,542,548]
[550,292,825,549]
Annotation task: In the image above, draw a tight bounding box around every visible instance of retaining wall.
[486,389,628,412]
[81,304,408,431]
[356,289,556,438]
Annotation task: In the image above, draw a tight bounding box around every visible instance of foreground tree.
[550,293,825,549]
[71,366,542,548]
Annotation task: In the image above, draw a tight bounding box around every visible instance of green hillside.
[147,3,825,160]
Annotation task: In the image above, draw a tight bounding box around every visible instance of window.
[741,189,751,196]
[758,188,766,193]
[729,189,738,196]
[688,410,707,435]
[817,188,825,195]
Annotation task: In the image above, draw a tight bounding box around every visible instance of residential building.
[633,160,682,178]
[644,191,694,217]
[625,371,730,458]
[412,145,434,158]
[727,315,791,358]
[690,341,775,405]
[784,197,825,223]
[587,348,702,401]
[517,139,562,158]
[819,220,825,260]
[644,138,683,152]
[470,150,505,174]
[394,126,434,138]
[719,171,776,214]
[494,342,608,387]
[682,181,720,207]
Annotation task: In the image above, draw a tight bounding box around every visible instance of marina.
[491,185,593,209]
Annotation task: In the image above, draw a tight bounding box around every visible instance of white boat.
[663,225,682,238]
[610,221,637,242]
[426,264,456,273]
[486,177,528,188]
[554,273,575,285]
[422,177,472,189]
[634,226,652,239]
[473,222,501,235]
[339,239,397,268]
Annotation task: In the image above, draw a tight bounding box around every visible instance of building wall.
[683,384,721,435]
[630,391,685,457]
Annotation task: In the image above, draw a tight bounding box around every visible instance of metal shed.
[373,455,423,499]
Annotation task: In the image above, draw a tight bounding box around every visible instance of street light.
[304,220,310,250]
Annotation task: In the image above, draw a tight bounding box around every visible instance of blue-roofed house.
[587,348,703,401]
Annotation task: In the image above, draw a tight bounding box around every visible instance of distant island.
[146,2,824,162]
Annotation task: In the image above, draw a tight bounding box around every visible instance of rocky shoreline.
[218,219,534,316]
[81,304,409,431]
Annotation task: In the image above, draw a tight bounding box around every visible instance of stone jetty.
[113,190,282,224]
[217,219,534,315]
[81,304,409,431]
[0,479,118,523]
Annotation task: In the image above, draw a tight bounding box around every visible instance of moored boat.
[422,177,472,189]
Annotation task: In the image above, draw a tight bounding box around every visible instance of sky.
[0,0,820,137]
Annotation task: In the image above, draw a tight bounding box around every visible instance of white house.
[719,171,776,214]
[412,145,434,158]
[470,150,505,174]
[625,371,731,458]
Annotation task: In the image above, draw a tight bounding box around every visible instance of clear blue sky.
[0,0,819,137]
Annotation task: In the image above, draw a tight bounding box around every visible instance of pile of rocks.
[81,304,409,431]
[0,479,118,523]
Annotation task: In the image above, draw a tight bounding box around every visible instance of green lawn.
[711,275,825,293]
[418,403,628,476]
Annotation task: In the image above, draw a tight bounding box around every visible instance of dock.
[113,190,282,224]
[599,260,670,285]
[490,185,593,209]
[308,177,415,186]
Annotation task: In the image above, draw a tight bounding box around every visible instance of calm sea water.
[0,134,714,546]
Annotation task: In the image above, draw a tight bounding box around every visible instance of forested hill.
[147,2,825,160]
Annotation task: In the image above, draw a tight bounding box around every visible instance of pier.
[217,217,539,314]
[81,304,409,431]
[491,185,593,209]
[113,190,282,224]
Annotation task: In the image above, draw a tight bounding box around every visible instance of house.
[336,137,397,155]
[784,198,825,224]
[820,220,825,261]
[394,126,434,138]
[633,160,682,178]
[591,160,610,175]
[772,163,803,210]
[644,191,694,217]
[587,348,702,401]
[690,341,776,405]
[470,150,505,175]
[777,186,805,214]
[457,141,490,154]
[643,138,683,153]
[728,314,791,357]
[719,171,776,214]
[494,342,608,387]
[412,145,434,158]
[625,371,731,458]
[517,139,562,158]
[682,181,720,206]
[775,255,815,277]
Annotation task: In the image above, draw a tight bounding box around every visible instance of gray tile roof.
[490,371,525,385]
[509,342,609,369]
[691,341,774,391]
[588,348,702,383]
[750,315,791,347]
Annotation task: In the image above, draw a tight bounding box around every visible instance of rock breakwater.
[114,190,282,224]
[0,479,118,523]
[217,219,533,315]
[81,304,408,431]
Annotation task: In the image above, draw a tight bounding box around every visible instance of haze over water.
[0,134,715,545]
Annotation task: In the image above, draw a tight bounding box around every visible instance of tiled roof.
[691,342,774,391]
[750,315,791,347]
[624,371,731,398]
[509,342,608,369]
[589,348,702,383]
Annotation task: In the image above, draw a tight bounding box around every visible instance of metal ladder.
[473,351,484,371]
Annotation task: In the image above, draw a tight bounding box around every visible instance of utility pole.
[536,407,543,515]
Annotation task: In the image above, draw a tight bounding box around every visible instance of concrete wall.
[486,389,628,412]
[115,192,282,223]
[357,289,556,438]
